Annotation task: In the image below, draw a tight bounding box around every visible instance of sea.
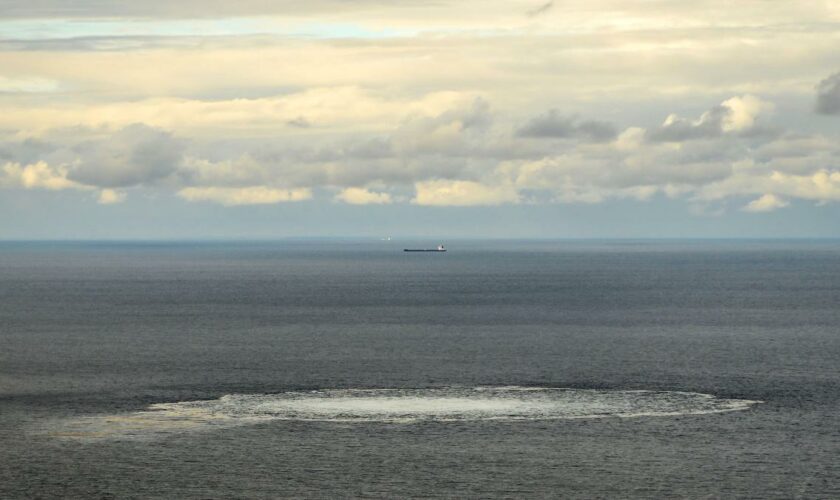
[1,239,839,498]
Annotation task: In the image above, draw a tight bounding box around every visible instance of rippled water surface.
[1,240,839,498]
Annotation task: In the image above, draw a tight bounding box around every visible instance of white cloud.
[720,95,774,132]
[177,186,312,206]
[97,189,126,204]
[0,76,60,93]
[769,170,840,202]
[698,167,840,205]
[334,187,392,205]
[412,179,519,206]
[1,161,85,191]
[648,95,773,142]
[614,127,646,151]
[743,193,789,213]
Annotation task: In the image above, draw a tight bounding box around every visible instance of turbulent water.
[43,387,761,440]
[1,240,839,498]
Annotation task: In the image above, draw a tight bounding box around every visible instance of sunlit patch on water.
[42,387,761,440]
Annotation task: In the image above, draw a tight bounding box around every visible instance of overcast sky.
[1,0,840,239]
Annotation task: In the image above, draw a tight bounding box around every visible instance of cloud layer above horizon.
[1,0,840,235]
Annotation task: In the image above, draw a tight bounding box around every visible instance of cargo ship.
[404,244,446,252]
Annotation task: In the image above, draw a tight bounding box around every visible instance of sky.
[1,0,840,239]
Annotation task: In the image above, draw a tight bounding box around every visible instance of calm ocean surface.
[1,240,839,498]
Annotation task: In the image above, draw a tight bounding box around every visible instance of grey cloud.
[734,124,783,141]
[754,134,837,161]
[0,0,426,18]
[576,121,620,142]
[752,133,840,175]
[174,99,499,190]
[527,1,554,17]
[665,136,745,165]
[0,135,85,169]
[286,117,311,128]
[0,138,54,164]
[177,155,276,188]
[442,98,492,131]
[344,138,394,160]
[516,110,618,142]
[172,101,618,194]
[0,36,195,52]
[816,71,840,115]
[391,98,493,155]
[646,106,728,142]
[6,96,832,211]
[67,124,185,188]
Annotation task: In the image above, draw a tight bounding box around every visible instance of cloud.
[511,135,736,199]
[413,179,518,206]
[0,0,368,18]
[743,193,789,212]
[516,110,617,142]
[177,186,312,205]
[286,116,311,128]
[393,98,493,155]
[0,0,472,20]
[527,1,553,17]
[0,138,56,166]
[178,155,274,188]
[0,76,60,93]
[768,170,840,202]
[0,88,481,138]
[334,187,392,205]
[67,124,185,188]
[1,161,85,190]
[0,1,837,119]
[97,189,126,204]
[1,91,838,215]
[647,95,773,142]
[816,71,840,115]
[697,166,840,206]
[719,95,773,132]
[1,0,839,228]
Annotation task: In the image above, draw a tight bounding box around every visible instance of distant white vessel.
[404,244,446,252]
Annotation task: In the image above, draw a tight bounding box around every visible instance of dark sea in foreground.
[1,239,839,499]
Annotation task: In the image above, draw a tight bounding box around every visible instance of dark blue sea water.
[1,240,839,498]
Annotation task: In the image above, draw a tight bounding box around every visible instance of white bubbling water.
[45,387,761,440]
